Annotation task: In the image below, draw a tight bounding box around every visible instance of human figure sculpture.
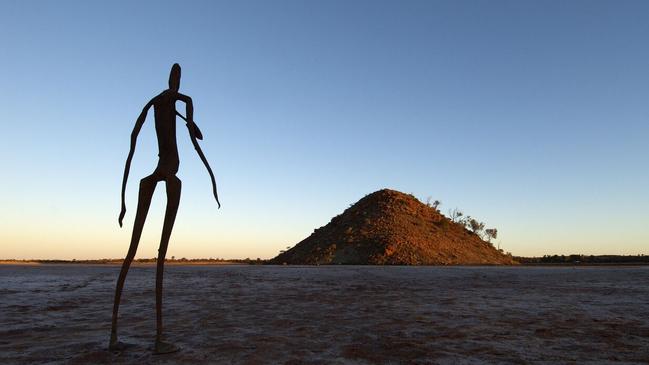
[109,63,220,354]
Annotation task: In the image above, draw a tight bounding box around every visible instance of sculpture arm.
[177,93,220,208]
[177,93,202,139]
[188,126,221,208]
[118,99,153,227]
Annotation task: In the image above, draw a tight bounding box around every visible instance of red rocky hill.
[272,189,516,265]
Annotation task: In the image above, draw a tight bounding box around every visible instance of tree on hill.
[485,228,498,243]
[466,218,485,237]
[448,208,463,222]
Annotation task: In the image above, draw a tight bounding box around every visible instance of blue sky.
[1,0,647,259]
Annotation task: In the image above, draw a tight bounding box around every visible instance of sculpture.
[109,63,220,354]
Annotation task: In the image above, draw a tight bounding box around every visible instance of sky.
[1,0,647,260]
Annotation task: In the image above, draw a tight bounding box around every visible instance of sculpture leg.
[109,174,158,351]
[154,176,181,354]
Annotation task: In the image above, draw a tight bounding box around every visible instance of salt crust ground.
[1,265,648,364]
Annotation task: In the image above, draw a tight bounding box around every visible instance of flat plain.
[1,264,648,364]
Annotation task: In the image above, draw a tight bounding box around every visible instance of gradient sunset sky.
[1,0,647,259]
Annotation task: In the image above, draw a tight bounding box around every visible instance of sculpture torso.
[153,90,179,176]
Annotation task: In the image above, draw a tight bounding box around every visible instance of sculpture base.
[154,339,180,355]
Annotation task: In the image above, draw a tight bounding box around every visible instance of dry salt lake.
[1,264,648,364]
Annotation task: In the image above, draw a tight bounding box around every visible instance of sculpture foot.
[154,338,180,355]
[108,332,134,352]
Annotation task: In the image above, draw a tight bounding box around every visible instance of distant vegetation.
[4,255,648,266]
[0,258,268,265]
[515,255,649,265]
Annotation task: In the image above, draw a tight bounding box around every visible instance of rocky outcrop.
[271,189,516,265]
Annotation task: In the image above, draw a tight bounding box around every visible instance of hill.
[272,189,516,265]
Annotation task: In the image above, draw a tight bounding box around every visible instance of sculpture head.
[169,63,181,91]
